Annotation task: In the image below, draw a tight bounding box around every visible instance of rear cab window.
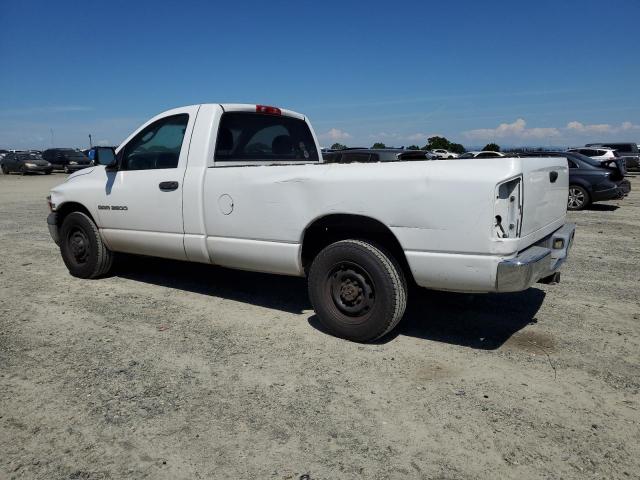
[214,112,319,166]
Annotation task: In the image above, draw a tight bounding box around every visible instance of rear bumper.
[623,156,639,169]
[618,179,631,195]
[592,182,631,202]
[496,223,576,292]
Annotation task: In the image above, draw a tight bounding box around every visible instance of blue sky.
[1,0,639,149]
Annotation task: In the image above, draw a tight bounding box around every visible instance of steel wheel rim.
[67,228,90,264]
[326,261,376,319]
[568,187,584,208]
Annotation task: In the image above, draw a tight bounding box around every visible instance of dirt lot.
[1,172,639,480]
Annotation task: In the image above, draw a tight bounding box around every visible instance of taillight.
[494,177,522,239]
[256,105,281,115]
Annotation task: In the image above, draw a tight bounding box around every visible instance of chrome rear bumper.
[496,223,576,292]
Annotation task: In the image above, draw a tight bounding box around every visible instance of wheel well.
[55,202,96,226]
[301,214,413,282]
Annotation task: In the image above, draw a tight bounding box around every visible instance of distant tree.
[371,142,386,149]
[406,145,420,150]
[425,136,450,150]
[422,136,466,154]
[482,143,501,152]
[330,142,347,150]
[449,143,466,154]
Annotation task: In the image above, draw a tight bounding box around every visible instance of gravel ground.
[1,172,639,480]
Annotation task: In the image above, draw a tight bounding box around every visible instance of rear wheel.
[568,185,589,211]
[59,211,114,278]
[308,239,407,342]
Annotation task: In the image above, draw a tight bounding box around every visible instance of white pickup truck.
[47,103,575,342]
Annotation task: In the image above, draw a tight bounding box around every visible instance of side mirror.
[94,147,117,167]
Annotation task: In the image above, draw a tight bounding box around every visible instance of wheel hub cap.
[69,230,89,263]
[329,264,375,317]
[569,188,584,208]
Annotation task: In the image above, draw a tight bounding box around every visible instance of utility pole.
[88,134,93,148]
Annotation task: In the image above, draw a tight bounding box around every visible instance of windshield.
[61,150,88,159]
[18,154,43,161]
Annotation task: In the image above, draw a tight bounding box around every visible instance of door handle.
[159,181,179,191]
[549,171,558,183]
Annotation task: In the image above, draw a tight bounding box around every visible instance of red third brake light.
[256,105,282,115]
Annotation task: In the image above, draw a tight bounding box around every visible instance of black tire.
[45,170,52,175]
[0,164,8,174]
[59,211,113,279]
[568,185,590,211]
[20,166,27,175]
[308,239,407,342]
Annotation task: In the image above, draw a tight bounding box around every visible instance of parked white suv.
[458,151,506,159]
[430,149,459,159]
[46,103,575,342]
[567,147,619,162]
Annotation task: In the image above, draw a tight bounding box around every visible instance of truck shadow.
[392,287,544,349]
[115,255,544,350]
[308,288,545,349]
[114,255,310,315]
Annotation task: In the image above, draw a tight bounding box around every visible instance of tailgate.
[519,157,568,237]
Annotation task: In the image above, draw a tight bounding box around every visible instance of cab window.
[214,112,319,164]
[120,114,189,170]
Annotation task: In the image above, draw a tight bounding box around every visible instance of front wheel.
[59,211,114,278]
[568,185,589,211]
[0,164,8,174]
[308,239,407,342]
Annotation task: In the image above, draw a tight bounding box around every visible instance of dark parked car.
[0,152,53,175]
[586,142,639,170]
[518,151,630,210]
[323,148,433,163]
[42,148,91,173]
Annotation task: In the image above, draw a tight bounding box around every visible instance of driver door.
[97,106,199,260]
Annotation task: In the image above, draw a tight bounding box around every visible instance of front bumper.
[47,212,59,245]
[25,165,53,172]
[496,223,576,292]
[66,164,91,172]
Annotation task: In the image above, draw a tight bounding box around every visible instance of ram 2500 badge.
[47,104,575,342]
